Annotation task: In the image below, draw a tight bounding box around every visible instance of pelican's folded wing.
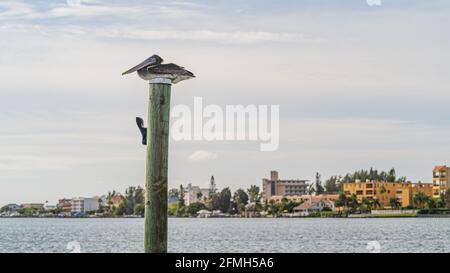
[149,63,195,77]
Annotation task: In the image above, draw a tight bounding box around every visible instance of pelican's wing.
[149,63,195,77]
[122,56,159,75]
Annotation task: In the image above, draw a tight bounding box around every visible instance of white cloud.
[66,0,82,7]
[0,23,304,44]
[0,0,201,20]
[0,1,304,43]
[0,1,41,20]
[187,150,218,161]
[99,28,304,43]
[47,3,142,18]
[0,155,141,171]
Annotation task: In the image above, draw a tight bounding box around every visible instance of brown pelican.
[122,54,195,84]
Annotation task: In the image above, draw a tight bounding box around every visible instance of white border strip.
[150,78,172,84]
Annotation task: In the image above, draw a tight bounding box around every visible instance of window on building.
[271,181,276,196]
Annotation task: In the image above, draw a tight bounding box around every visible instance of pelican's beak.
[122,56,158,76]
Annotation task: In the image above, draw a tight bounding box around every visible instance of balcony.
[433,172,446,178]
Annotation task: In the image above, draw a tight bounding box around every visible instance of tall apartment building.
[262,171,308,201]
[71,197,99,214]
[343,181,433,208]
[432,165,450,198]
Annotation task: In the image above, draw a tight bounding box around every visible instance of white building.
[293,197,336,216]
[184,184,209,206]
[43,204,57,211]
[71,197,100,214]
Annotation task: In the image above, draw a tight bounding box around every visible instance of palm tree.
[268,200,277,217]
[424,196,435,209]
[348,194,359,212]
[307,183,316,195]
[196,192,203,201]
[435,194,446,208]
[445,189,450,209]
[389,197,401,209]
[247,185,261,204]
[413,192,427,209]
[335,192,348,208]
[106,190,117,212]
[362,197,374,213]
[372,198,381,209]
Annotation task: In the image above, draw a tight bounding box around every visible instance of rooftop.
[433,165,448,172]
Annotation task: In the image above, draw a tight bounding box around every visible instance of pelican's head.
[149,54,163,66]
[122,54,164,76]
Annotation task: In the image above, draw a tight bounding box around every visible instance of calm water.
[0,218,449,253]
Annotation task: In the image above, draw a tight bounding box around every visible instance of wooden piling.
[144,79,171,253]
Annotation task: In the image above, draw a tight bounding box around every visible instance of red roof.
[112,195,124,204]
[434,165,447,172]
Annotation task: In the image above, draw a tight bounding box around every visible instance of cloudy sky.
[1,0,450,205]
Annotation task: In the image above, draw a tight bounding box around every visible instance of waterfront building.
[57,199,72,212]
[343,180,433,208]
[43,203,57,211]
[110,195,124,208]
[244,202,260,218]
[1,203,21,212]
[184,184,209,206]
[262,171,308,202]
[432,165,450,198]
[98,195,108,207]
[293,198,336,216]
[21,203,44,210]
[197,209,212,218]
[267,194,339,204]
[71,197,100,214]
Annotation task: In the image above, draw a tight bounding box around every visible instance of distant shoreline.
[2,215,450,219]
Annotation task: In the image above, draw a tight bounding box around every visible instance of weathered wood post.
[144,78,171,253]
[122,55,194,253]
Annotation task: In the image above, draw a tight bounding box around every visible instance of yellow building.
[402,183,434,207]
[432,165,450,198]
[343,181,433,208]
